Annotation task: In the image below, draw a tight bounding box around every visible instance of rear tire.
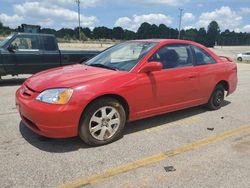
[206,84,225,110]
[237,57,242,62]
[79,97,126,146]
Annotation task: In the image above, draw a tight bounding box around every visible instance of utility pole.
[178,8,183,39]
[76,0,81,40]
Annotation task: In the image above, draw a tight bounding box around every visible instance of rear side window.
[149,44,193,69]
[40,36,58,51]
[192,46,216,65]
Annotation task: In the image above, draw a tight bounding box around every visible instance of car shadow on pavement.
[19,122,92,152]
[19,101,231,153]
[124,100,231,135]
[0,78,26,86]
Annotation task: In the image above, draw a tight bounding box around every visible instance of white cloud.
[115,13,172,31]
[26,0,102,8]
[142,0,190,6]
[195,6,242,30]
[184,25,195,30]
[7,2,98,29]
[0,13,23,27]
[242,25,250,32]
[115,17,132,28]
[182,13,195,22]
[27,0,101,8]
[240,7,250,14]
[235,25,250,33]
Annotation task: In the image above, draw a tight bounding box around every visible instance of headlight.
[36,88,73,104]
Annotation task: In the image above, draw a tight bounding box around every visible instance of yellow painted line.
[58,124,250,188]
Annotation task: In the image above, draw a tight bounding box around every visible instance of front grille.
[21,85,36,97]
[26,85,36,92]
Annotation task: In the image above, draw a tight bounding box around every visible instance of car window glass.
[193,46,216,65]
[0,34,14,47]
[149,44,193,69]
[110,43,146,63]
[85,42,157,71]
[11,36,38,50]
[40,36,57,51]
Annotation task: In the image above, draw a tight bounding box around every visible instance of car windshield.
[84,41,158,71]
[0,34,14,47]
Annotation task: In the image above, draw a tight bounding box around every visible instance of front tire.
[79,97,126,146]
[206,85,225,110]
[237,57,242,62]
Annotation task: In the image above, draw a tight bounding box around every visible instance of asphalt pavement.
[0,64,250,188]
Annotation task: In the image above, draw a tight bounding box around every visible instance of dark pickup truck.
[0,33,99,78]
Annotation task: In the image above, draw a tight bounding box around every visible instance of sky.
[0,0,250,32]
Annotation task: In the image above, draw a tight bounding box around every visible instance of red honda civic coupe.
[16,39,237,146]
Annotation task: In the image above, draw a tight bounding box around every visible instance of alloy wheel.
[89,106,121,141]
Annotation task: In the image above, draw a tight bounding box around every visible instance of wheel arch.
[79,94,130,124]
[216,80,229,95]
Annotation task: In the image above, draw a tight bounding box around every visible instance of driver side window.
[11,36,38,50]
[148,44,193,69]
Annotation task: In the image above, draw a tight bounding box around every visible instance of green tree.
[196,27,207,46]
[41,28,57,35]
[207,21,220,47]
[124,29,136,40]
[137,22,152,39]
[158,24,171,38]
[149,24,159,38]
[64,34,71,41]
[183,28,198,41]
[80,31,88,41]
[56,28,75,39]
[0,21,12,35]
[93,26,112,39]
[82,27,92,39]
[112,27,124,40]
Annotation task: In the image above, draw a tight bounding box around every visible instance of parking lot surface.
[0,63,250,188]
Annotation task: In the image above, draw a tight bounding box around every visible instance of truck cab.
[0,33,99,77]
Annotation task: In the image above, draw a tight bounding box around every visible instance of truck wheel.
[79,97,126,146]
[237,57,242,61]
[206,84,225,110]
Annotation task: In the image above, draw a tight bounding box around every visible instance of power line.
[178,8,183,39]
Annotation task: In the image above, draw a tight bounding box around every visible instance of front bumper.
[16,86,83,138]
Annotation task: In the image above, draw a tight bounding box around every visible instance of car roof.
[131,39,195,44]
[130,39,201,45]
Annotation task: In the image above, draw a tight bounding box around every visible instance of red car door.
[135,44,200,118]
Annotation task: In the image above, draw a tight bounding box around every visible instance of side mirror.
[7,44,17,52]
[138,62,163,73]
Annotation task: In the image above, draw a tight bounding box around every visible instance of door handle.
[188,75,197,79]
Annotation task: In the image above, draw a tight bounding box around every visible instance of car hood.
[25,64,119,92]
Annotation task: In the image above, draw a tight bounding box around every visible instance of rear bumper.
[16,87,83,138]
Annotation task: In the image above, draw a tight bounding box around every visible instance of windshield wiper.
[89,63,117,71]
